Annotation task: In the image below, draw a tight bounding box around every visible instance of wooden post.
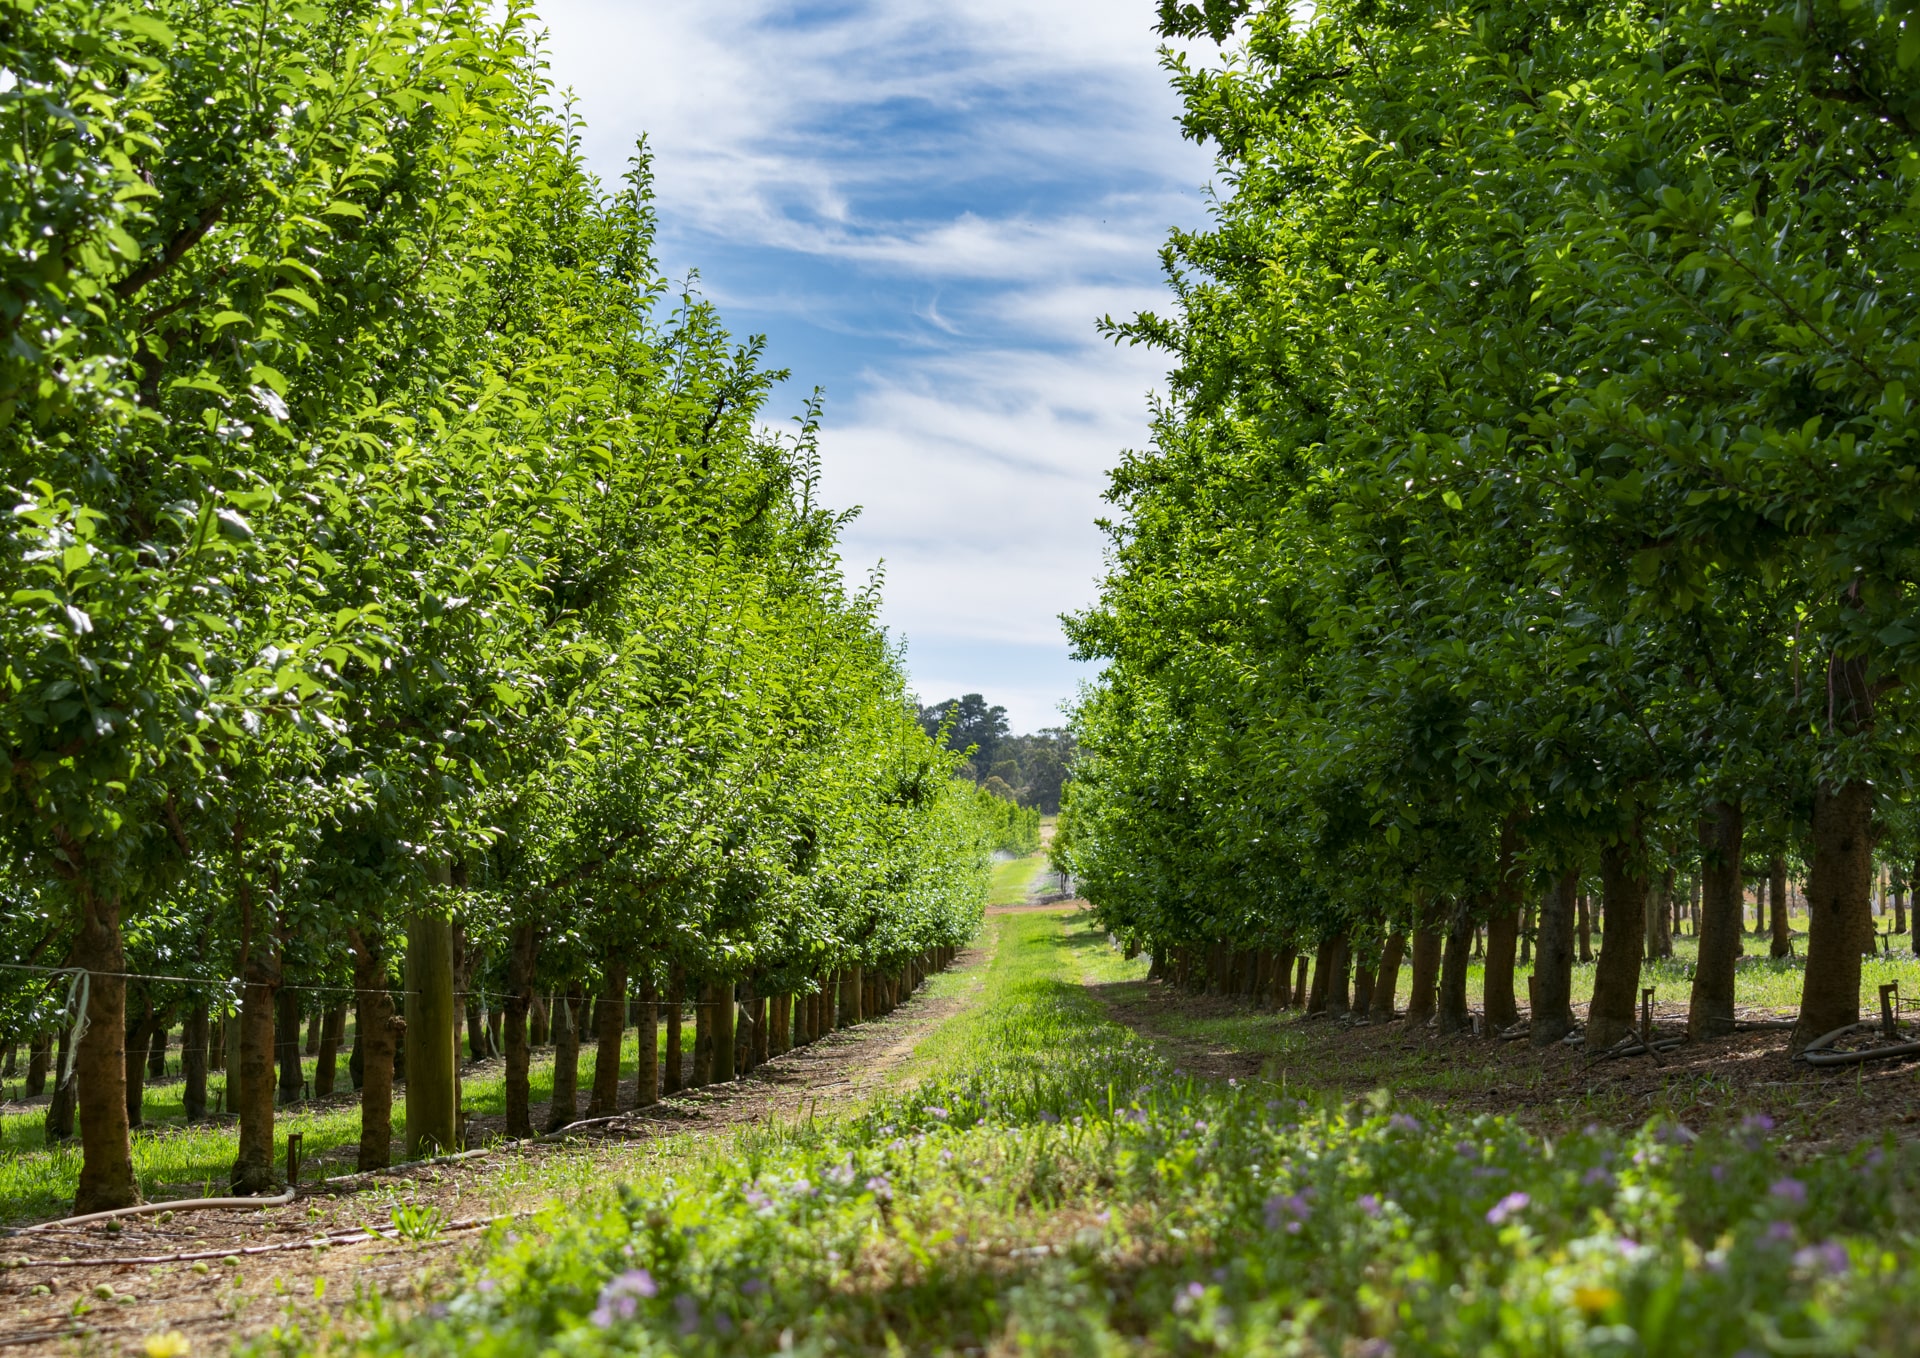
[405,907,460,1156]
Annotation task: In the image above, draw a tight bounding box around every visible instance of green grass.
[986,850,1051,906]
[326,913,1920,1357]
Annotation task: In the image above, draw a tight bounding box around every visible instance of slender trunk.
[1370,933,1405,1020]
[304,1010,321,1057]
[124,993,150,1129]
[1350,941,1376,1017]
[231,874,279,1194]
[1291,954,1309,1007]
[46,1024,75,1143]
[693,987,713,1087]
[1305,938,1334,1015]
[750,984,769,1067]
[405,908,460,1156]
[1586,829,1649,1052]
[182,1002,209,1121]
[314,1004,345,1098]
[148,1017,168,1080]
[1770,854,1793,959]
[1531,871,1578,1045]
[1485,818,1523,1031]
[1796,778,1875,1048]
[1437,903,1473,1036]
[65,869,137,1210]
[26,1032,49,1098]
[348,924,395,1170]
[664,969,684,1094]
[771,992,792,1055]
[1689,800,1745,1039]
[1520,902,1533,965]
[530,993,549,1048]
[588,957,628,1115]
[1575,888,1592,963]
[713,979,736,1082]
[841,966,862,1027]
[1272,946,1298,1009]
[545,984,582,1133]
[504,921,537,1138]
[1406,898,1443,1028]
[1327,935,1352,1017]
[275,986,303,1104]
[633,964,658,1109]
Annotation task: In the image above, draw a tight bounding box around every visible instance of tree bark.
[1575,887,1593,963]
[348,924,395,1170]
[26,1032,49,1098]
[314,1004,345,1098]
[1406,899,1443,1029]
[275,985,303,1104]
[231,874,279,1195]
[692,986,713,1087]
[1437,903,1474,1036]
[182,1002,209,1121]
[771,992,791,1054]
[1327,935,1352,1016]
[304,1010,321,1057]
[1531,870,1578,1045]
[148,1017,168,1080]
[841,966,862,1026]
[545,983,582,1133]
[664,968,684,1093]
[1689,800,1745,1039]
[1796,778,1875,1048]
[633,965,658,1108]
[405,909,460,1156]
[1370,934,1405,1019]
[712,979,736,1082]
[46,1024,75,1143]
[1350,940,1376,1017]
[1305,938,1334,1015]
[65,871,138,1210]
[1485,820,1524,1031]
[503,921,537,1138]
[1769,854,1793,959]
[1291,953,1309,1007]
[124,992,151,1129]
[1587,830,1649,1052]
[588,957,628,1115]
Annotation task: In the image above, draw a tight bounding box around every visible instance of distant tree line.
[917,696,1074,814]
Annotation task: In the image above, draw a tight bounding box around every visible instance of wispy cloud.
[538,0,1213,729]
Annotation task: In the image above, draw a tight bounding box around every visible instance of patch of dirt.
[0,944,992,1355]
[1092,980,1920,1147]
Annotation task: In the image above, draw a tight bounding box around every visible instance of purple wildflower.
[1769,1177,1807,1209]
[925,1105,949,1121]
[1765,1221,1796,1244]
[1583,1166,1616,1188]
[1387,1114,1421,1135]
[1486,1192,1530,1226]
[865,1175,893,1201]
[1037,1110,1060,1125]
[674,1293,700,1335]
[1265,1193,1311,1234]
[1357,1194,1382,1218]
[588,1269,657,1328]
[1793,1241,1849,1275]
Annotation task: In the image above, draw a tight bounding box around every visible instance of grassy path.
[302,911,1917,1356]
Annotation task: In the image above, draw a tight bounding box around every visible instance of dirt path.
[0,942,993,1355]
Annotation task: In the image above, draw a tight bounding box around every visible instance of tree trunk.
[588,957,628,1115]
[231,877,279,1195]
[1770,854,1793,959]
[1406,900,1443,1029]
[1350,940,1376,1017]
[1305,938,1334,1015]
[124,993,151,1129]
[530,993,549,1048]
[1290,953,1309,1007]
[1485,820,1524,1031]
[314,1004,345,1098]
[545,984,582,1133]
[347,924,395,1169]
[750,984,769,1067]
[692,987,713,1087]
[1795,778,1875,1048]
[305,1010,321,1057]
[148,1017,168,1080]
[771,992,792,1054]
[503,921,537,1138]
[712,979,736,1082]
[841,966,862,1027]
[182,1002,209,1121]
[46,1024,75,1143]
[1645,867,1674,959]
[26,1032,49,1098]
[275,986,303,1104]
[1689,800,1745,1039]
[65,872,138,1210]
[633,965,658,1109]
[1575,887,1592,963]
[405,909,460,1156]
[1437,903,1474,1036]
[1531,871,1578,1045]
[1587,830,1649,1052]
[664,968,684,1094]
[1370,933,1405,1019]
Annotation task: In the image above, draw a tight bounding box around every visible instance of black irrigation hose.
[1799,1021,1920,1068]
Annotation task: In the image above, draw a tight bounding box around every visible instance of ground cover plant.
[334,911,1920,1357]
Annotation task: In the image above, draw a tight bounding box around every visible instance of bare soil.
[0,946,989,1355]
[1094,980,1920,1149]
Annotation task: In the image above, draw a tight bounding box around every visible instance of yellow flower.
[143,1333,191,1358]
[1572,1285,1619,1319]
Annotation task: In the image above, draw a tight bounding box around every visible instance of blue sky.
[537,1,1218,732]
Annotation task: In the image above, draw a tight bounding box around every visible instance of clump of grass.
[334,913,1920,1357]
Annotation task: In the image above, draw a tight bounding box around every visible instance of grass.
[986,849,1052,907]
[318,912,1920,1357]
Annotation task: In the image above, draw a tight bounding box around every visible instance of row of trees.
[1,1,985,1213]
[1060,0,1920,1052]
